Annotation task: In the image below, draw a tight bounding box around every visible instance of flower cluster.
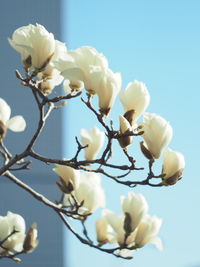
[96,192,162,256]
[0,23,186,262]
[0,212,38,260]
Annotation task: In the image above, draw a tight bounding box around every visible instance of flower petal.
[0,98,11,123]
[7,116,26,132]
[61,67,85,82]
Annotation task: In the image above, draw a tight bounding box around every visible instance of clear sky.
[62,1,200,266]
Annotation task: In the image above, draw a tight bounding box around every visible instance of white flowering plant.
[0,23,185,262]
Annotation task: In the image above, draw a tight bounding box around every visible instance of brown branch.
[3,171,92,217]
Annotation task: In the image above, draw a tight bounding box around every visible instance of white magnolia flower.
[63,172,105,215]
[121,192,148,233]
[162,148,185,185]
[120,80,150,125]
[134,215,163,250]
[0,98,26,137]
[118,115,133,148]
[0,211,26,252]
[54,46,108,94]
[9,24,58,69]
[89,67,121,115]
[53,163,80,193]
[81,127,105,160]
[140,113,173,159]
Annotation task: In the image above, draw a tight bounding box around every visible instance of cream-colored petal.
[0,98,11,123]
[7,116,26,132]
[61,68,85,83]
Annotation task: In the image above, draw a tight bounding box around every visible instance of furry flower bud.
[162,148,185,185]
[23,223,39,253]
[118,115,133,148]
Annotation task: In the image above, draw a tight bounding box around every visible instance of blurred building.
[0,1,65,266]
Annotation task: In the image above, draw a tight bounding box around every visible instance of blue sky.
[62,1,200,266]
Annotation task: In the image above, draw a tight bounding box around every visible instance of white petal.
[7,116,26,132]
[0,217,10,239]
[0,98,11,123]
[7,211,26,233]
[61,68,85,82]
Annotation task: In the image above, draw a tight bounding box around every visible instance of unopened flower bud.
[23,223,39,253]
[162,148,185,185]
[123,212,132,237]
[56,178,74,194]
[38,80,54,95]
[118,115,133,148]
[0,120,7,139]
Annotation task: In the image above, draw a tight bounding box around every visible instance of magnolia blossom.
[89,67,121,115]
[9,24,59,70]
[118,115,133,148]
[0,211,26,253]
[81,127,105,160]
[140,113,173,159]
[134,215,162,250]
[96,193,148,245]
[54,46,108,93]
[54,45,121,114]
[0,98,26,138]
[63,172,105,215]
[120,81,150,125]
[96,193,162,255]
[162,148,185,185]
[53,163,80,193]
[121,192,148,233]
